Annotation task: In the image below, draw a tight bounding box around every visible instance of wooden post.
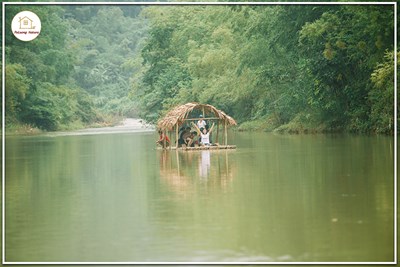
[216,120,220,145]
[222,122,225,145]
[224,121,228,145]
[202,107,205,118]
[175,125,179,149]
[169,130,172,150]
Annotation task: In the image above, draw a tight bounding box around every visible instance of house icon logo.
[19,16,36,30]
[11,11,41,42]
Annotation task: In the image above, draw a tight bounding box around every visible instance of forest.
[4,3,396,134]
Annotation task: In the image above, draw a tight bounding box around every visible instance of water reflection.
[199,151,210,178]
[158,151,191,197]
[158,149,235,196]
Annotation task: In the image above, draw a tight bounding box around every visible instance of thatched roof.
[157,102,237,131]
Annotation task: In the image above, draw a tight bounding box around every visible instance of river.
[4,122,395,263]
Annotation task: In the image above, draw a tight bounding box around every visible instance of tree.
[369,51,396,134]
[5,64,31,121]
[5,5,98,130]
[299,5,394,131]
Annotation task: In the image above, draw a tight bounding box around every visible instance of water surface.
[5,131,394,262]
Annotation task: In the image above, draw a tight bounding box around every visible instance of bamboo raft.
[157,102,237,149]
[180,145,236,150]
[158,145,236,151]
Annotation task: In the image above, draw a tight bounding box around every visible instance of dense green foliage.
[5,5,145,131]
[5,4,395,134]
[133,5,395,134]
[65,6,146,116]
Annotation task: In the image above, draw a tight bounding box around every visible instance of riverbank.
[4,118,154,136]
[236,113,332,134]
[5,123,44,136]
[59,118,154,136]
[235,113,390,135]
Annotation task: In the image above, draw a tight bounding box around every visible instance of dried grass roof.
[157,102,237,131]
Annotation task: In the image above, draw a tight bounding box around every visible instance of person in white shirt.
[196,115,207,130]
[192,121,215,145]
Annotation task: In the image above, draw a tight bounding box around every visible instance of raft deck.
[158,145,236,151]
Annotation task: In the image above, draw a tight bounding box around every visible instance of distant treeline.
[5,5,146,131]
[4,4,395,134]
[133,5,395,134]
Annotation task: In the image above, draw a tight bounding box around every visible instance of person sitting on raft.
[178,127,191,147]
[156,130,170,148]
[185,131,198,147]
[192,122,215,146]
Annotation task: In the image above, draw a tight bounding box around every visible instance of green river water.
[4,130,394,263]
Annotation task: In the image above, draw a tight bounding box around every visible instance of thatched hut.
[157,102,237,149]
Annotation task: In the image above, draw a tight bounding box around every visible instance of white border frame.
[2,1,397,265]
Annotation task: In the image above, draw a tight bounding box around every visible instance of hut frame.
[157,102,237,150]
